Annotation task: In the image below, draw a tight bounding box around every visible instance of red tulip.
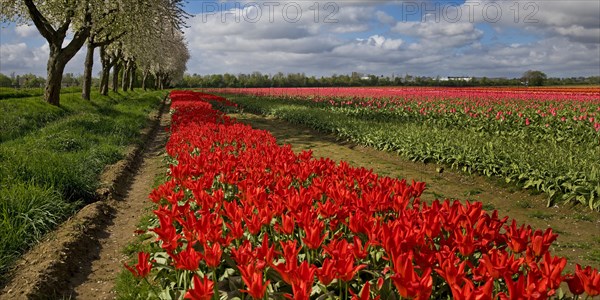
[202,242,222,269]
[239,263,270,299]
[317,258,336,285]
[302,220,326,250]
[565,273,585,295]
[172,244,202,271]
[350,282,380,300]
[390,252,432,299]
[275,214,295,235]
[574,264,600,296]
[287,261,316,300]
[528,228,558,258]
[504,220,530,253]
[124,251,152,278]
[478,249,523,279]
[184,274,214,300]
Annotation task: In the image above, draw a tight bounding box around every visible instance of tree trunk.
[121,60,129,92]
[45,46,67,106]
[99,53,110,95]
[128,65,136,91]
[81,41,94,100]
[100,66,110,95]
[162,75,169,90]
[99,46,109,95]
[112,62,121,92]
[141,71,149,91]
[99,46,115,95]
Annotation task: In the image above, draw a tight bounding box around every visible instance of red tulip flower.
[203,242,223,269]
[184,274,214,300]
[317,258,336,285]
[239,263,270,299]
[573,264,600,296]
[302,220,326,250]
[350,282,380,300]
[390,252,432,299]
[172,244,202,271]
[504,220,530,253]
[124,251,152,278]
[529,228,558,258]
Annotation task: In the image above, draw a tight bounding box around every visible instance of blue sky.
[1,0,599,78]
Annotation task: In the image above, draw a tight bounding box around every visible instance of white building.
[439,76,473,82]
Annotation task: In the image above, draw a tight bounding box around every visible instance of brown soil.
[0,98,170,300]
[229,112,600,271]
[65,106,170,299]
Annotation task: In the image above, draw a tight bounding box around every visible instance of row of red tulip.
[210,87,600,132]
[211,87,600,102]
[125,91,599,299]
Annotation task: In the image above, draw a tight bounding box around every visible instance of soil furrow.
[64,108,170,299]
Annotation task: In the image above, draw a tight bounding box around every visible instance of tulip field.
[212,87,600,210]
[123,91,599,299]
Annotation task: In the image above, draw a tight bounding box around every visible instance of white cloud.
[0,43,46,73]
[0,41,97,77]
[350,35,403,51]
[462,0,600,44]
[15,25,38,37]
[553,25,600,44]
[393,20,477,38]
[375,11,396,25]
[392,20,483,49]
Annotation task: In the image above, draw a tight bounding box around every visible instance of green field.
[0,90,166,278]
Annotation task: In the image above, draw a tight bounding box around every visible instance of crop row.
[214,90,600,210]
[124,91,599,299]
[214,87,600,143]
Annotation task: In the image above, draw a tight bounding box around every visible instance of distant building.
[439,76,473,82]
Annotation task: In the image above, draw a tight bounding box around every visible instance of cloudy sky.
[1,0,599,78]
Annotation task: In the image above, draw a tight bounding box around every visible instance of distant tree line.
[0,73,83,88]
[0,71,154,90]
[180,71,600,88]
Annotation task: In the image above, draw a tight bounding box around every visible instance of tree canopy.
[522,70,548,86]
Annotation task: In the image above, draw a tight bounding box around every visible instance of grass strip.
[0,90,167,279]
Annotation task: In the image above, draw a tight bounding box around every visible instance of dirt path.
[57,108,170,299]
[230,112,600,270]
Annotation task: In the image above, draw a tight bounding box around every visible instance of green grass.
[0,89,166,278]
[586,249,600,262]
[573,213,594,222]
[115,270,155,300]
[464,188,484,197]
[482,203,496,211]
[0,88,122,143]
[0,183,78,273]
[528,210,554,220]
[516,200,533,209]
[0,86,81,100]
